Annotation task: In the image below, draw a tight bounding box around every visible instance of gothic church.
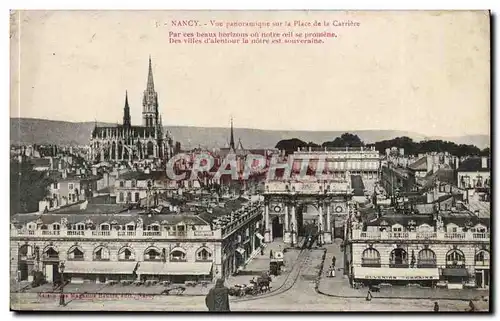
[90,57,174,163]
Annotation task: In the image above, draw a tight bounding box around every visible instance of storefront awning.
[255,233,264,240]
[137,262,213,275]
[442,268,468,277]
[354,267,439,280]
[64,261,137,274]
[236,247,245,255]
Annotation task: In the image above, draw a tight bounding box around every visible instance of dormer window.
[119,181,125,188]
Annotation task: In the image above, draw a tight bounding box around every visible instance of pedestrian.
[205,278,230,312]
[332,256,336,268]
[434,302,439,312]
[366,290,372,301]
[269,249,274,259]
[260,245,264,256]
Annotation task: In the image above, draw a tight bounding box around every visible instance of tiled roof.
[408,157,427,171]
[118,171,167,181]
[457,157,490,172]
[31,158,51,167]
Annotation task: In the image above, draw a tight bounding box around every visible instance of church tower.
[229,117,235,150]
[123,90,131,127]
[143,56,159,128]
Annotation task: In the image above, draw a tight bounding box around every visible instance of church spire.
[229,117,235,150]
[147,55,155,92]
[123,90,131,127]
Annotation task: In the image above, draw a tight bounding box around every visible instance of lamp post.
[318,223,323,247]
[59,262,65,306]
[290,223,295,248]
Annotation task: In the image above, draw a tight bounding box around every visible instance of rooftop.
[457,157,490,172]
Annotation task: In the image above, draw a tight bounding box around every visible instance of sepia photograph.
[9,9,491,312]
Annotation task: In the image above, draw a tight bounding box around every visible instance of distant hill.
[10,118,490,150]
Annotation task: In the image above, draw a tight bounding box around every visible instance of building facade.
[10,200,263,285]
[89,58,174,163]
[345,206,490,289]
[291,146,380,180]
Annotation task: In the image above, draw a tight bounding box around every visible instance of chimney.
[481,156,488,169]
[426,154,433,173]
[427,191,434,204]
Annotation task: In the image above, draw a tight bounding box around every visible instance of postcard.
[10,10,491,312]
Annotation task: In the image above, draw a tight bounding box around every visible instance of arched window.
[170,247,187,262]
[19,244,32,259]
[389,248,408,267]
[446,249,465,267]
[100,223,110,231]
[127,192,132,202]
[119,181,124,188]
[43,246,59,260]
[144,247,161,261]
[93,246,110,261]
[475,250,490,266]
[119,192,124,202]
[196,247,212,261]
[68,246,84,260]
[118,247,135,261]
[361,248,381,267]
[52,223,60,230]
[417,249,436,267]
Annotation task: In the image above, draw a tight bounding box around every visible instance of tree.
[275,138,311,155]
[10,159,54,215]
[322,133,364,148]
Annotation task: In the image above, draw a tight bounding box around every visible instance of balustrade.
[351,230,489,241]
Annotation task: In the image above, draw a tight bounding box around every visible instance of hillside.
[10,118,490,150]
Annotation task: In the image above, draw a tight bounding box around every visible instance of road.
[10,249,480,312]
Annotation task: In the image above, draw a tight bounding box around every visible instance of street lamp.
[290,223,295,248]
[318,223,323,247]
[59,262,65,306]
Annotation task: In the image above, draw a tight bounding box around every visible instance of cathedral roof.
[91,125,159,139]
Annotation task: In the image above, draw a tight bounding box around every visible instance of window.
[131,180,136,188]
[76,224,85,231]
[389,248,408,267]
[119,192,124,202]
[417,249,436,267]
[100,224,110,231]
[446,249,465,267]
[127,192,132,202]
[53,183,58,189]
[475,251,490,266]
[44,247,59,259]
[144,248,161,261]
[452,227,457,233]
[68,183,74,190]
[119,181,124,188]
[68,246,84,260]
[118,247,134,261]
[135,192,140,203]
[196,248,212,261]
[93,246,110,260]
[361,248,381,267]
[170,249,187,262]
[53,224,60,230]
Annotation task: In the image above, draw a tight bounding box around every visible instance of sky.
[10,10,490,137]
